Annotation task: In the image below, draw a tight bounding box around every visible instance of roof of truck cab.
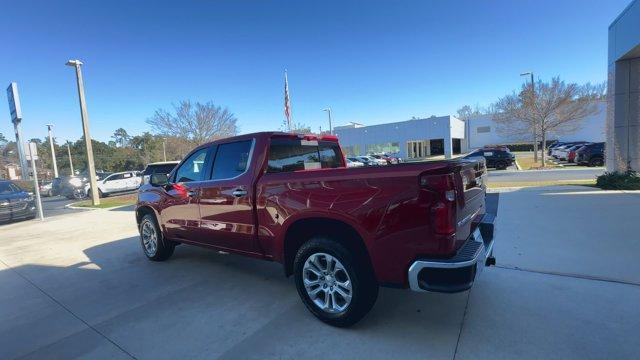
[197,131,339,148]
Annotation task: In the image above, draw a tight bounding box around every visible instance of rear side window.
[211,140,253,180]
[267,138,344,173]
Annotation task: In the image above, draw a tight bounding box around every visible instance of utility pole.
[66,141,74,175]
[162,138,167,162]
[45,124,59,178]
[520,72,537,163]
[27,142,44,221]
[66,59,99,205]
[323,107,333,134]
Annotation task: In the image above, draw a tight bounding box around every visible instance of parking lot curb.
[65,202,134,210]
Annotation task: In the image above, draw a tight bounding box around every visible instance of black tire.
[72,188,86,200]
[294,236,378,327]
[88,189,104,199]
[495,161,507,170]
[139,213,174,261]
[589,157,604,167]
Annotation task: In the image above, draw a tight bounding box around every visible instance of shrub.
[596,170,640,190]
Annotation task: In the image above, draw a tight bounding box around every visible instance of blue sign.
[7,82,22,122]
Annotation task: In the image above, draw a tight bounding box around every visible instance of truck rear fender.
[281,216,373,278]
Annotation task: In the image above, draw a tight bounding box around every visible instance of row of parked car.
[43,161,181,200]
[346,154,402,167]
[548,141,605,167]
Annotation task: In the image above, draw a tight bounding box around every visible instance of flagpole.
[284,69,292,132]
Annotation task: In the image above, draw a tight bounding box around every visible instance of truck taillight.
[432,201,456,235]
[420,173,457,235]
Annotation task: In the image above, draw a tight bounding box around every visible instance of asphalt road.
[40,195,86,218]
[488,167,604,182]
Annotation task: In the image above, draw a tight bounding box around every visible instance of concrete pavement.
[488,168,604,183]
[1,186,639,359]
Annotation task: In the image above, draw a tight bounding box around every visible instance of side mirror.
[150,173,169,187]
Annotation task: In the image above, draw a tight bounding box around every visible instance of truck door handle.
[187,190,197,197]
[232,189,247,197]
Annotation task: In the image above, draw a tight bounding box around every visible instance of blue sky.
[0,0,631,143]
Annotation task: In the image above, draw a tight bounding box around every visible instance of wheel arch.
[282,217,373,278]
[136,205,159,226]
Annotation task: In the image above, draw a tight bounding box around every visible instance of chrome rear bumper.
[408,213,496,293]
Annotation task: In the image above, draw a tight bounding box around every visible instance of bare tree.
[147,101,238,145]
[492,77,604,167]
[456,104,485,120]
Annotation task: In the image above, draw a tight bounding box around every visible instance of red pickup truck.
[136,132,496,327]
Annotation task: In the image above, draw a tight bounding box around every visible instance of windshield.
[0,182,22,194]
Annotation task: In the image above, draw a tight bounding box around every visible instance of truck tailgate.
[453,159,487,250]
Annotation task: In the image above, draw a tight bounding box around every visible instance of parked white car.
[84,171,141,198]
[356,155,386,166]
[346,158,365,167]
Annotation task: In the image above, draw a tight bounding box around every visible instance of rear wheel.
[589,157,604,167]
[139,213,174,261]
[495,161,508,170]
[294,237,378,327]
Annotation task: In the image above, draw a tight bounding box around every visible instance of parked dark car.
[463,148,515,170]
[0,180,36,223]
[53,172,112,199]
[566,144,592,163]
[575,142,605,167]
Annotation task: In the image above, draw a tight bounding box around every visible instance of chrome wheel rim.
[141,220,158,256]
[303,252,352,313]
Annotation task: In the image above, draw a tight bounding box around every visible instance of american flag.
[284,70,291,131]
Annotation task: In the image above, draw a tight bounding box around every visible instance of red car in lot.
[136,132,496,326]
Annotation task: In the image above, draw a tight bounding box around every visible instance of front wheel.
[294,237,378,327]
[139,214,175,261]
[72,188,86,200]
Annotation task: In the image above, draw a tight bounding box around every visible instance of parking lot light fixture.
[45,124,59,178]
[66,59,100,205]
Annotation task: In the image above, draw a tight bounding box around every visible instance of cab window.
[211,140,253,180]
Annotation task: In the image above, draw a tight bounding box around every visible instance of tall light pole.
[66,140,74,175]
[66,59,99,205]
[45,124,59,178]
[323,107,333,134]
[520,71,538,163]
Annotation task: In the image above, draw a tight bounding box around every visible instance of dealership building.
[335,101,606,161]
[607,0,640,172]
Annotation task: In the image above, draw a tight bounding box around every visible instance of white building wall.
[466,101,606,149]
[335,116,462,159]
